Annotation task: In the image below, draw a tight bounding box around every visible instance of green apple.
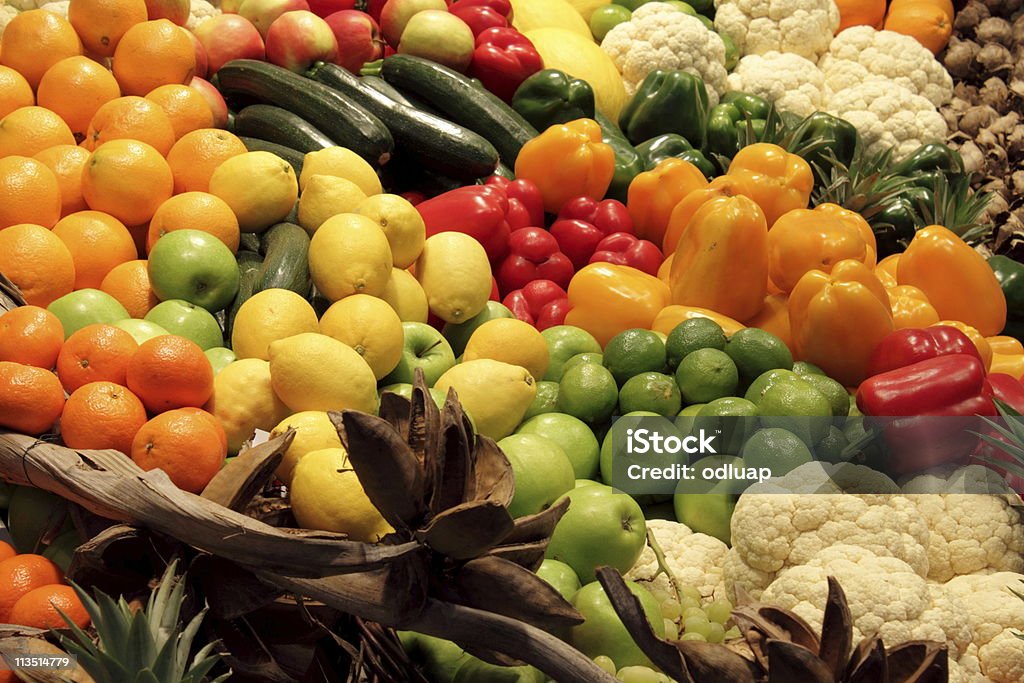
[598,410,659,485]
[442,301,513,357]
[545,485,647,583]
[574,478,603,488]
[673,454,742,544]
[589,3,632,42]
[497,433,575,519]
[663,1,696,15]
[541,325,602,382]
[381,321,456,387]
[144,299,224,350]
[47,288,130,339]
[536,559,581,601]
[522,380,559,420]
[569,580,665,669]
[114,318,170,345]
[380,382,447,409]
[205,347,237,375]
[398,10,475,72]
[453,656,544,683]
[6,486,72,553]
[147,229,240,312]
[398,632,470,683]
[41,529,82,573]
[516,413,600,480]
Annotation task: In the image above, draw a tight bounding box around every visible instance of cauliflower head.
[5,0,45,9]
[944,572,1024,683]
[626,519,730,604]
[819,26,954,107]
[188,0,220,32]
[0,5,18,38]
[713,0,839,62]
[726,51,826,117]
[601,3,728,104]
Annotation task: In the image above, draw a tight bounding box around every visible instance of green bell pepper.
[871,201,918,258]
[787,111,859,185]
[988,255,1024,321]
[705,92,771,159]
[618,69,709,148]
[890,142,964,176]
[720,91,771,119]
[511,68,596,133]
[595,111,644,204]
[635,133,715,177]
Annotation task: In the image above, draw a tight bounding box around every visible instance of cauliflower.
[944,572,1024,683]
[713,0,839,62]
[0,5,18,38]
[725,51,826,117]
[826,80,947,160]
[625,519,730,604]
[39,0,66,17]
[819,26,954,107]
[5,0,45,9]
[188,0,220,32]
[600,3,728,103]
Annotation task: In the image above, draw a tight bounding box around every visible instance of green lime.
[603,328,667,385]
[724,328,794,383]
[598,410,660,484]
[695,397,758,455]
[523,381,559,420]
[558,363,619,424]
[541,325,603,382]
[675,348,739,404]
[675,402,705,435]
[740,428,813,478]
[792,360,825,376]
[666,317,727,368]
[799,374,850,419]
[815,425,850,464]
[563,352,603,376]
[743,369,800,405]
[590,3,632,42]
[619,371,682,417]
[517,413,601,480]
[757,380,832,447]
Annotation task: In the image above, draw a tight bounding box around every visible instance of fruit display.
[0,0,1022,681]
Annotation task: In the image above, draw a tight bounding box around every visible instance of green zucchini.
[232,104,335,154]
[307,61,498,180]
[256,222,310,296]
[360,75,415,107]
[225,249,264,341]
[237,137,305,176]
[379,54,538,166]
[239,232,261,253]
[216,59,393,166]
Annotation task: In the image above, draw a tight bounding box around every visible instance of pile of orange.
[0,542,90,631]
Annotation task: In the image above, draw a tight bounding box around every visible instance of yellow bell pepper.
[669,194,769,322]
[897,225,1007,337]
[744,293,792,349]
[789,259,895,387]
[990,353,1024,379]
[726,143,813,227]
[887,285,940,329]
[652,305,745,337]
[767,203,874,293]
[657,253,673,284]
[660,176,746,254]
[627,158,709,245]
[514,118,615,214]
[988,336,1024,355]
[934,320,992,371]
[565,263,671,346]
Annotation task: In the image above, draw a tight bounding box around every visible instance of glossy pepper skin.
[705,92,771,159]
[627,158,709,245]
[887,285,940,330]
[594,111,645,204]
[515,118,615,214]
[634,134,715,177]
[618,69,710,148]
[483,175,544,228]
[550,196,633,270]
[988,255,1024,323]
[589,232,663,276]
[503,279,571,330]
[787,111,858,186]
[496,227,574,295]
[652,305,746,337]
[660,177,746,254]
[449,0,510,36]
[468,27,544,103]
[865,326,982,378]
[564,263,671,346]
[889,141,964,176]
[726,143,813,228]
[511,69,596,132]
[936,319,992,371]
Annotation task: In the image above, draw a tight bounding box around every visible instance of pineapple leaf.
[975,454,1024,481]
[136,668,161,683]
[125,608,158,674]
[153,562,186,651]
[149,626,183,683]
[185,641,225,682]
[176,607,210,678]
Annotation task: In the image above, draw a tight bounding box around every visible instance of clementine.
[0,306,64,369]
[126,334,214,413]
[131,407,226,493]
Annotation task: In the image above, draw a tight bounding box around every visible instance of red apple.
[144,0,190,25]
[265,10,339,73]
[190,77,229,128]
[365,0,387,22]
[308,0,356,17]
[325,10,383,73]
[193,14,266,74]
[398,10,473,71]
[239,0,312,39]
[379,0,446,48]
[187,30,210,79]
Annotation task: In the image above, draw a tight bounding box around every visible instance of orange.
[178,405,228,452]
[0,541,15,562]
[131,407,226,493]
[835,0,886,31]
[69,0,149,58]
[166,128,248,194]
[0,223,75,306]
[52,210,138,289]
[147,192,240,253]
[0,10,83,90]
[884,2,953,54]
[0,66,34,119]
[112,20,196,97]
[34,145,91,217]
[126,334,214,413]
[145,84,215,141]
[81,139,173,226]
[0,105,76,158]
[8,584,91,630]
[61,380,148,455]
[0,554,63,622]
[83,95,176,156]
[36,56,121,141]
[0,156,62,230]
[0,305,65,369]
[56,323,139,393]
[100,259,158,318]
[0,362,66,435]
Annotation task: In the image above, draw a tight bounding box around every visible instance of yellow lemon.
[416,232,491,324]
[299,146,382,196]
[355,193,425,269]
[231,288,319,360]
[205,358,291,453]
[319,294,404,380]
[566,0,610,21]
[208,151,298,233]
[525,27,628,120]
[309,213,393,301]
[463,318,550,380]
[297,174,367,235]
[434,359,536,439]
[267,332,378,413]
[380,267,428,323]
[270,410,343,484]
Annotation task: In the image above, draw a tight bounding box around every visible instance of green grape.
[616,666,662,683]
[663,618,679,640]
[660,597,682,620]
[679,631,706,641]
[724,626,742,640]
[680,595,701,612]
[706,621,726,644]
[683,616,712,638]
[682,606,707,622]
[594,655,617,674]
[705,598,733,624]
[679,585,702,602]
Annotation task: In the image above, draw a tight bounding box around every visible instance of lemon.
[299,147,383,196]
[566,0,610,21]
[463,318,550,380]
[289,447,394,542]
[231,288,319,360]
[434,359,536,440]
[416,232,491,324]
[309,213,393,301]
[297,174,368,235]
[208,151,298,233]
[205,358,291,453]
[511,0,592,37]
[270,410,343,485]
[268,332,378,413]
[356,193,425,269]
[319,294,404,380]
[380,267,428,323]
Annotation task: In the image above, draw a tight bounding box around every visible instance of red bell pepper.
[449,0,509,35]
[484,175,544,229]
[415,184,515,263]
[549,196,634,271]
[973,372,1024,493]
[468,27,543,103]
[366,0,387,22]
[503,279,571,330]
[497,227,574,295]
[866,326,982,378]
[589,232,663,276]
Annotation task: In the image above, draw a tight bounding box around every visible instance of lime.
[724,328,794,383]
[675,348,739,404]
[743,369,800,405]
[675,402,705,437]
[815,425,851,464]
[757,380,832,447]
[665,317,727,368]
[541,325,603,382]
[740,428,813,478]
[799,374,850,419]
[619,371,682,417]
[517,412,601,479]
[694,397,758,455]
[558,362,619,424]
[523,380,559,420]
[603,328,667,385]
[563,352,604,376]
[792,360,825,376]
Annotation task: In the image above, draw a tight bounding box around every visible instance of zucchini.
[307,61,499,180]
[256,222,311,296]
[232,104,336,154]
[237,137,305,176]
[225,249,264,341]
[239,232,261,253]
[360,75,415,107]
[379,54,537,166]
[216,59,393,166]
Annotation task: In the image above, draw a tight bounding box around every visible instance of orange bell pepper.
[988,335,1024,355]
[767,204,874,293]
[726,143,813,227]
[744,293,792,349]
[564,262,671,346]
[660,176,746,254]
[514,118,615,214]
[652,305,745,337]
[990,352,1024,379]
[789,259,895,387]
[657,253,674,284]
[669,194,768,322]
[888,285,940,329]
[897,225,1008,336]
[934,320,992,371]
[627,158,709,245]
